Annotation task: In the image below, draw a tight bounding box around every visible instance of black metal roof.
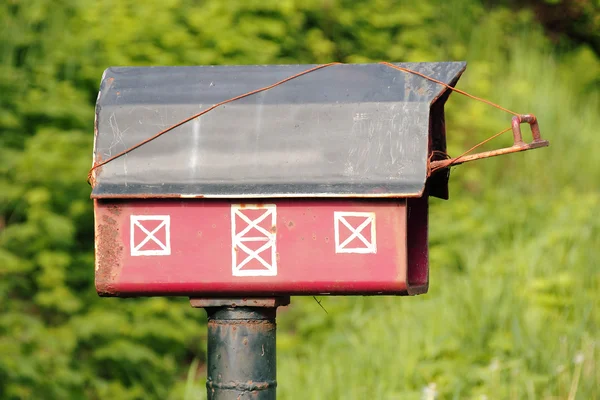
[91,62,466,199]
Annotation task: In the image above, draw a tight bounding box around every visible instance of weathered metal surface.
[430,114,549,170]
[94,200,125,296]
[190,297,290,308]
[94,198,426,296]
[406,196,429,294]
[205,306,281,400]
[512,114,543,144]
[91,62,466,199]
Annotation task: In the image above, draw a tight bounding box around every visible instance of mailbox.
[90,62,551,399]
[91,62,472,297]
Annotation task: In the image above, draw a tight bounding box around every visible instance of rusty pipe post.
[190,298,290,400]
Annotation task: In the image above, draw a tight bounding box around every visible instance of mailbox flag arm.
[429,114,549,172]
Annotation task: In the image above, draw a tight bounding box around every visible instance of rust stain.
[89,154,104,187]
[93,192,181,200]
[107,204,122,216]
[210,319,272,325]
[95,209,124,295]
[191,298,289,308]
[238,203,267,209]
[287,221,295,229]
[270,225,277,234]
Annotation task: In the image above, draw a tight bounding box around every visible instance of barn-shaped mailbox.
[92,62,536,297]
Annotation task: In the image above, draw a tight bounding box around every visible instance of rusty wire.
[88,62,524,186]
[428,127,513,173]
[378,62,521,174]
[379,61,519,116]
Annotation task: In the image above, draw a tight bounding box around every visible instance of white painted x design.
[231,205,277,276]
[334,211,377,254]
[130,215,171,256]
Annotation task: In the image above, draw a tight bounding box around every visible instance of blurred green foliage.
[1,0,599,399]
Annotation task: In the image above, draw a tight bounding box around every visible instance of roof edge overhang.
[91,61,467,200]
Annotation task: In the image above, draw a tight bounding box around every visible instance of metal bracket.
[190,297,290,308]
[430,114,549,171]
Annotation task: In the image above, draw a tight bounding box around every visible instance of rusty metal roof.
[91,62,466,199]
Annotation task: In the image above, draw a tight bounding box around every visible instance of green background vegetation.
[1,0,599,399]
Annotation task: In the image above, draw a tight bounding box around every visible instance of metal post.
[190,297,290,400]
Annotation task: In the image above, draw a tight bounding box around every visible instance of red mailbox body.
[94,198,428,296]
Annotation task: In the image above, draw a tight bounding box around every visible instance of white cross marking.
[338,217,373,249]
[235,240,273,271]
[235,210,273,239]
[130,215,171,256]
[231,205,277,276]
[334,212,377,254]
